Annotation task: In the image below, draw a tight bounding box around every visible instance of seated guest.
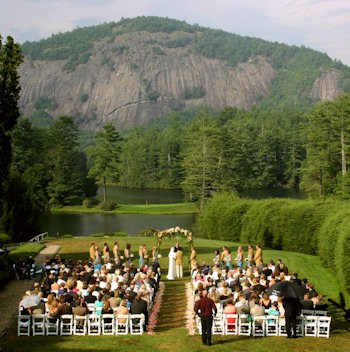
[260,292,272,309]
[130,294,148,331]
[300,292,314,310]
[267,301,280,323]
[72,298,88,316]
[250,299,266,324]
[115,300,129,323]
[224,298,237,321]
[102,299,113,313]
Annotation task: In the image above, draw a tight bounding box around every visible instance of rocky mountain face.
[18,22,348,131]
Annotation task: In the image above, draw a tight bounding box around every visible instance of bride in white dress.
[167,247,176,280]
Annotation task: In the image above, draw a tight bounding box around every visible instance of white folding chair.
[212,314,224,335]
[195,316,202,335]
[73,315,87,335]
[304,315,317,337]
[317,316,331,338]
[60,314,73,336]
[115,314,129,335]
[87,304,95,314]
[295,316,304,337]
[32,314,46,336]
[314,310,327,316]
[87,314,101,335]
[252,316,266,337]
[301,309,315,316]
[18,315,31,336]
[238,314,251,336]
[265,315,279,336]
[129,314,144,335]
[102,314,115,335]
[223,314,238,335]
[278,317,287,336]
[45,315,59,335]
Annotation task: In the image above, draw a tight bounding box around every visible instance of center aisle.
[155,279,187,332]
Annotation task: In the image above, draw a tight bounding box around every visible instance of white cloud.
[0,0,349,65]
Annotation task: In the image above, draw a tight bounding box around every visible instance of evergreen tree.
[88,123,122,202]
[0,35,23,208]
[181,111,222,210]
[11,118,50,210]
[47,116,86,205]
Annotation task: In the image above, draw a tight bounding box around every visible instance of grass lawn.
[1,236,349,351]
[52,202,198,215]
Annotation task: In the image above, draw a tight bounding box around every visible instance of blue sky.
[1,0,350,65]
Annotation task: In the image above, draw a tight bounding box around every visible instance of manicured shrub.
[334,217,350,293]
[99,201,118,211]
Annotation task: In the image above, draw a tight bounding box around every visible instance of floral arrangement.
[185,282,196,335]
[147,282,165,334]
[155,227,193,250]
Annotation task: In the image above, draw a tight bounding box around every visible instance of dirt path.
[156,279,187,332]
[0,245,60,337]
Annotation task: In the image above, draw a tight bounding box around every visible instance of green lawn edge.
[51,202,198,215]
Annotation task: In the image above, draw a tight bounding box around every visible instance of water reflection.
[40,213,196,237]
[96,186,184,204]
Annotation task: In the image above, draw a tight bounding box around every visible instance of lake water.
[40,212,196,237]
[40,186,306,237]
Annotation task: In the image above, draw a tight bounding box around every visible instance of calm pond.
[39,186,306,237]
[40,187,193,237]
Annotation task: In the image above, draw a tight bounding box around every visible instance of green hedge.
[195,193,350,294]
[194,193,248,240]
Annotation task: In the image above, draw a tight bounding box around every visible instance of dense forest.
[8,91,350,219]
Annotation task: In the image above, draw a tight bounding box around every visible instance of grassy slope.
[2,237,349,352]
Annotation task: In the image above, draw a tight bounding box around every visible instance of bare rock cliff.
[309,69,342,102]
[19,32,275,130]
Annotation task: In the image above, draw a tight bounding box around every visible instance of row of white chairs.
[195,314,331,338]
[18,313,145,336]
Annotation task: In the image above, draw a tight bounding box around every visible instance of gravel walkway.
[0,245,61,337]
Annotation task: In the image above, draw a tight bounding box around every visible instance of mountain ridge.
[18,16,350,130]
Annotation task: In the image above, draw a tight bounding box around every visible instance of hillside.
[19,16,350,130]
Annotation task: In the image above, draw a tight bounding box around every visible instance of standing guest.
[175,245,184,278]
[213,249,220,267]
[152,246,159,263]
[235,246,244,269]
[138,245,144,268]
[89,243,96,263]
[225,250,233,271]
[220,246,228,268]
[254,245,263,267]
[194,290,217,346]
[247,245,254,267]
[189,247,197,271]
[124,243,131,265]
[102,243,110,264]
[283,297,300,338]
[113,241,120,264]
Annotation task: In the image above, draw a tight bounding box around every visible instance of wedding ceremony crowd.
[189,244,330,346]
[17,241,163,336]
[16,240,331,342]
